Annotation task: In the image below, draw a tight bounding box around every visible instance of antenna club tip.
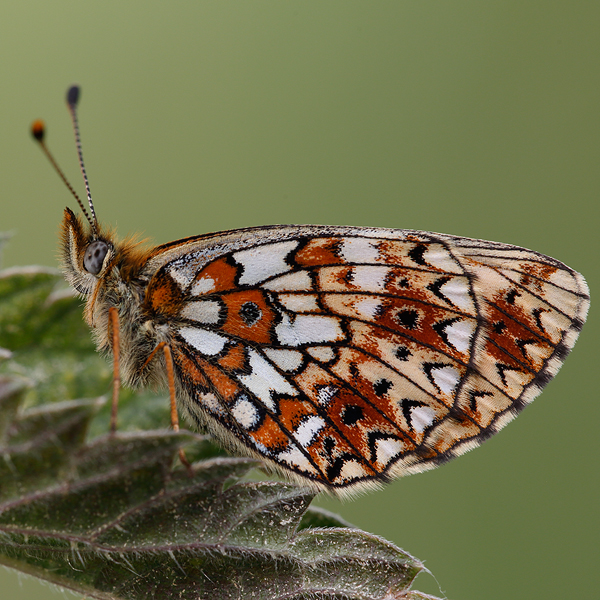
[31,119,46,141]
[66,85,80,107]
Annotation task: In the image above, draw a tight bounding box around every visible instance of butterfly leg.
[142,341,192,471]
[108,307,120,434]
[161,343,192,471]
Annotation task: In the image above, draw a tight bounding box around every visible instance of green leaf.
[0,266,442,600]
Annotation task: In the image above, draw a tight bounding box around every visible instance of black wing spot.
[239,301,262,326]
[493,320,506,334]
[408,243,428,266]
[326,453,357,482]
[341,268,355,285]
[506,289,521,304]
[395,309,419,330]
[341,405,364,426]
[323,437,336,455]
[395,345,412,361]
[373,378,392,397]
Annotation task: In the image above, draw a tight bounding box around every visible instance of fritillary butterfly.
[33,86,589,494]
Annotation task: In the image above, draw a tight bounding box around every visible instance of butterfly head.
[60,207,115,295]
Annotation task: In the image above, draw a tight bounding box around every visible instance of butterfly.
[32,86,590,495]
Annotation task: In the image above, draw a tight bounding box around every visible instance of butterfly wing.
[142,226,589,492]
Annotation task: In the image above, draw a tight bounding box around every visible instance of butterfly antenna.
[65,85,99,236]
[30,118,95,230]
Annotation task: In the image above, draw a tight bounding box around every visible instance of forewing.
[144,226,589,492]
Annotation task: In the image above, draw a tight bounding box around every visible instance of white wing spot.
[180,300,221,324]
[294,416,325,448]
[374,438,404,466]
[275,314,344,346]
[317,384,338,405]
[444,319,476,353]
[338,459,369,481]
[430,365,461,395]
[262,270,313,292]
[307,346,336,362]
[340,237,380,264]
[353,296,383,319]
[234,240,298,286]
[424,246,462,273]
[351,266,389,292]
[277,293,320,312]
[191,276,216,295]
[231,395,260,429]
[410,406,436,433]
[199,392,225,416]
[237,349,298,411]
[440,278,473,311]
[277,445,318,474]
[263,348,304,372]
[179,327,227,356]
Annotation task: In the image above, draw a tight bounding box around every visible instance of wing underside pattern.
[144,228,589,491]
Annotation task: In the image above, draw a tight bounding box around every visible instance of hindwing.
[142,226,589,491]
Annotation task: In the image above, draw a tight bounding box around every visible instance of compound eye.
[83,240,109,275]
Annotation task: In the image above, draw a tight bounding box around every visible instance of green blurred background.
[1,2,598,599]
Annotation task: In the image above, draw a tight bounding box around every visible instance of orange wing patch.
[192,257,238,295]
[219,289,277,345]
